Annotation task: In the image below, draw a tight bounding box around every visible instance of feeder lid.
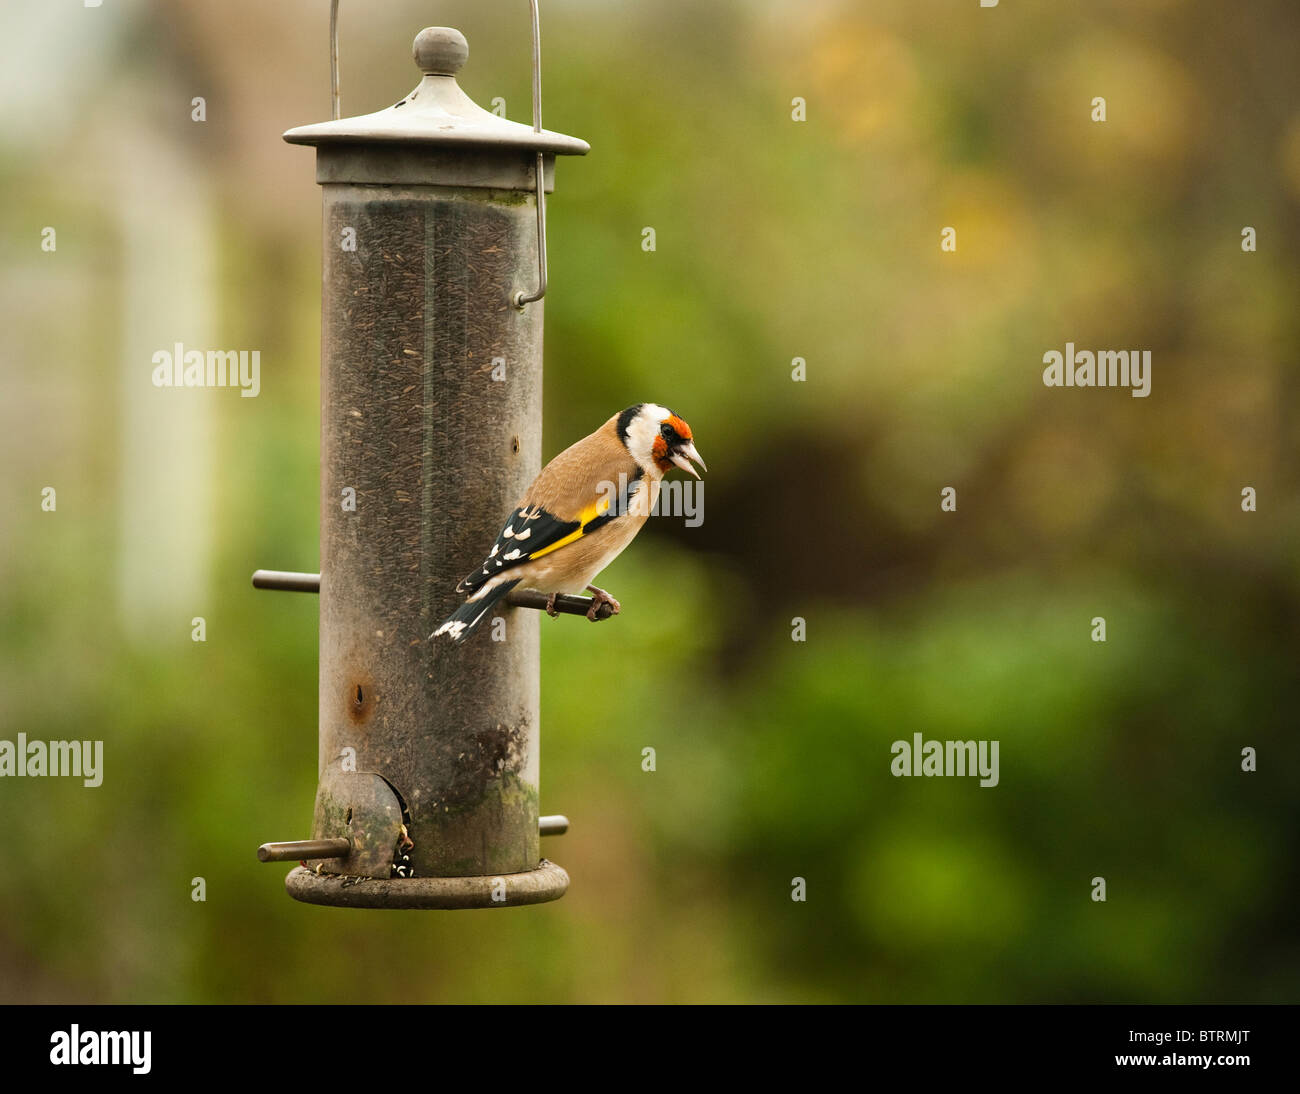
[283,26,589,156]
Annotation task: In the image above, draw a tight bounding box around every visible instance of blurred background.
[2,0,1298,1003]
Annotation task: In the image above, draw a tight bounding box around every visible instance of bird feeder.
[254,17,588,909]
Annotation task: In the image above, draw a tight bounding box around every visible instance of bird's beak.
[670,441,707,479]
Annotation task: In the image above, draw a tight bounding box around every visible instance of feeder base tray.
[284,860,569,909]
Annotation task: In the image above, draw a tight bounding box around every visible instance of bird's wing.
[458,466,645,595]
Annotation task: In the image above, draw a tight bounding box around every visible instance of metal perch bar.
[258,838,352,863]
[260,816,567,864]
[539,814,569,836]
[252,570,614,620]
[507,588,615,621]
[251,569,322,593]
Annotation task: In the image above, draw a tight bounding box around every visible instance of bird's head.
[616,403,707,479]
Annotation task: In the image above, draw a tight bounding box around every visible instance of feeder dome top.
[283,26,589,156]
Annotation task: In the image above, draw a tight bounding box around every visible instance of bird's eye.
[659,423,673,439]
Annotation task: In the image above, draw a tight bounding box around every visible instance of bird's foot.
[585,585,621,621]
[545,592,560,617]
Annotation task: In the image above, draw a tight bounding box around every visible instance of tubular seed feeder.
[254,14,589,909]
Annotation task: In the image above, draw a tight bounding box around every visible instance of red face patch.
[652,435,669,462]
[666,414,692,440]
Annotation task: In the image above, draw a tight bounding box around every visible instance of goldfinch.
[432,403,705,643]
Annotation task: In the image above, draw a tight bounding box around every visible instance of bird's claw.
[585,586,621,622]
[545,592,560,617]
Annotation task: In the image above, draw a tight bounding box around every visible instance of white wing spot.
[514,528,532,541]
[503,548,522,561]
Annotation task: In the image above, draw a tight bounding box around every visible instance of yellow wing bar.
[526,495,611,561]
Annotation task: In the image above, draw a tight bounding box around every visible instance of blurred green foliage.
[1,0,1298,1002]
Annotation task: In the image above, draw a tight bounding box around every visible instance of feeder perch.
[256,17,588,909]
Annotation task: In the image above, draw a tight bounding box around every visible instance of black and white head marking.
[617,402,675,476]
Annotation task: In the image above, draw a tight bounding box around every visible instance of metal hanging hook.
[329,2,547,307]
[513,0,547,308]
[329,0,341,119]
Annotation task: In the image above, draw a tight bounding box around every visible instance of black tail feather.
[431,580,520,643]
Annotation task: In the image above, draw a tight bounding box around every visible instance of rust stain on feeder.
[346,676,374,724]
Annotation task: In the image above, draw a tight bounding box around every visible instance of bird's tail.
[431,579,520,644]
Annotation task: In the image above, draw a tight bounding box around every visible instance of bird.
[431,403,706,643]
